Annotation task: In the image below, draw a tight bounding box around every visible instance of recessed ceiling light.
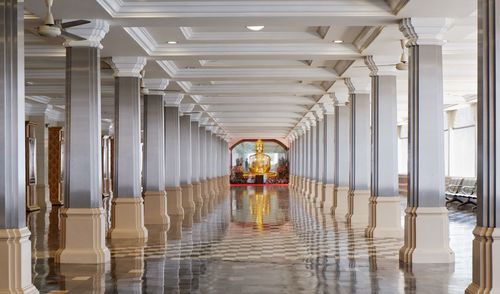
[246,26,265,31]
[333,40,344,44]
[167,41,178,44]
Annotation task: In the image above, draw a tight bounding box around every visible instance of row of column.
[291,17,454,267]
[0,12,231,291]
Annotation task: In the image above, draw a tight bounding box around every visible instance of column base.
[0,227,38,293]
[192,182,203,208]
[108,197,148,240]
[304,179,311,197]
[168,215,183,240]
[166,186,184,216]
[466,226,500,293]
[346,189,370,225]
[183,209,194,229]
[200,180,209,216]
[399,206,454,264]
[308,180,317,201]
[36,184,52,209]
[143,191,170,226]
[322,184,334,211]
[212,178,220,198]
[365,196,402,238]
[180,184,195,211]
[208,178,217,201]
[55,208,110,264]
[297,176,303,192]
[315,181,323,206]
[333,186,349,217]
[300,177,307,194]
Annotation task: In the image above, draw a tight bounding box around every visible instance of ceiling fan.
[35,0,90,40]
[395,39,408,71]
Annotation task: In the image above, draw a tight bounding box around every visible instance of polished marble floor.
[28,186,475,293]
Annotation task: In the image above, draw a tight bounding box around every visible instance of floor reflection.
[30,186,475,293]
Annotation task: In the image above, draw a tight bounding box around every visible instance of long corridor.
[29,186,474,293]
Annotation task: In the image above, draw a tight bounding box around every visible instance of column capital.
[306,113,317,127]
[180,103,195,114]
[313,107,324,121]
[364,56,398,76]
[199,117,210,126]
[190,112,202,122]
[110,57,147,77]
[344,77,370,94]
[321,102,335,115]
[142,78,169,95]
[164,93,184,106]
[63,19,110,48]
[399,17,453,46]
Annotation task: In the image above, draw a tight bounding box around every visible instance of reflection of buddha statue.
[249,139,271,176]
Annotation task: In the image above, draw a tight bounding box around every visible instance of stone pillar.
[199,126,210,214]
[289,136,295,189]
[308,118,318,200]
[322,102,335,212]
[399,18,454,264]
[211,130,220,198]
[302,123,311,195]
[108,57,148,240]
[314,109,324,206]
[27,105,54,209]
[467,2,500,291]
[0,1,38,291]
[180,114,195,215]
[345,77,371,226]
[191,117,204,215]
[164,95,185,218]
[333,102,350,217]
[207,130,217,204]
[364,56,403,238]
[55,20,111,264]
[300,127,307,193]
[142,78,169,226]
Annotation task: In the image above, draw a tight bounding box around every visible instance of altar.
[230,139,289,184]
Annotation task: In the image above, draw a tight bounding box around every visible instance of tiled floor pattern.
[28,186,475,293]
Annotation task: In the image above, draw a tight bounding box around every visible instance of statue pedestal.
[255,175,264,184]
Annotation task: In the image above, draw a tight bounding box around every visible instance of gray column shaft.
[317,121,324,182]
[301,135,306,177]
[114,77,141,197]
[349,93,371,191]
[207,132,213,178]
[477,0,500,226]
[311,125,318,180]
[0,0,25,227]
[305,130,310,178]
[179,115,192,185]
[371,75,398,197]
[335,106,350,187]
[165,107,181,187]
[407,45,445,207]
[65,47,102,208]
[191,122,200,183]
[143,94,165,192]
[323,114,335,184]
[199,128,207,181]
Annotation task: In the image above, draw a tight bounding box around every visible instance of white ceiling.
[23,0,477,140]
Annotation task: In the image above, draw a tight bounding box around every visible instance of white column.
[142,78,169,226]
[308,118,318,200]
[191,116,204,215]
[199,125,210,214]
[314,109,325,206]
[322,101,335,212]
[364,56,403,238]
[164,94,185,217]
[108,57,148,240]
[467,2,500,291]
[302,123,311,195]
[55,20,111,264]
[0,1,38,291]
[399,18,454,264]
[333,101,350,217]
[179,112,195,215]
[345,77,371,226]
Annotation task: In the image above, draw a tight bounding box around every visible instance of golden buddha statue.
[248,139,271,176]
